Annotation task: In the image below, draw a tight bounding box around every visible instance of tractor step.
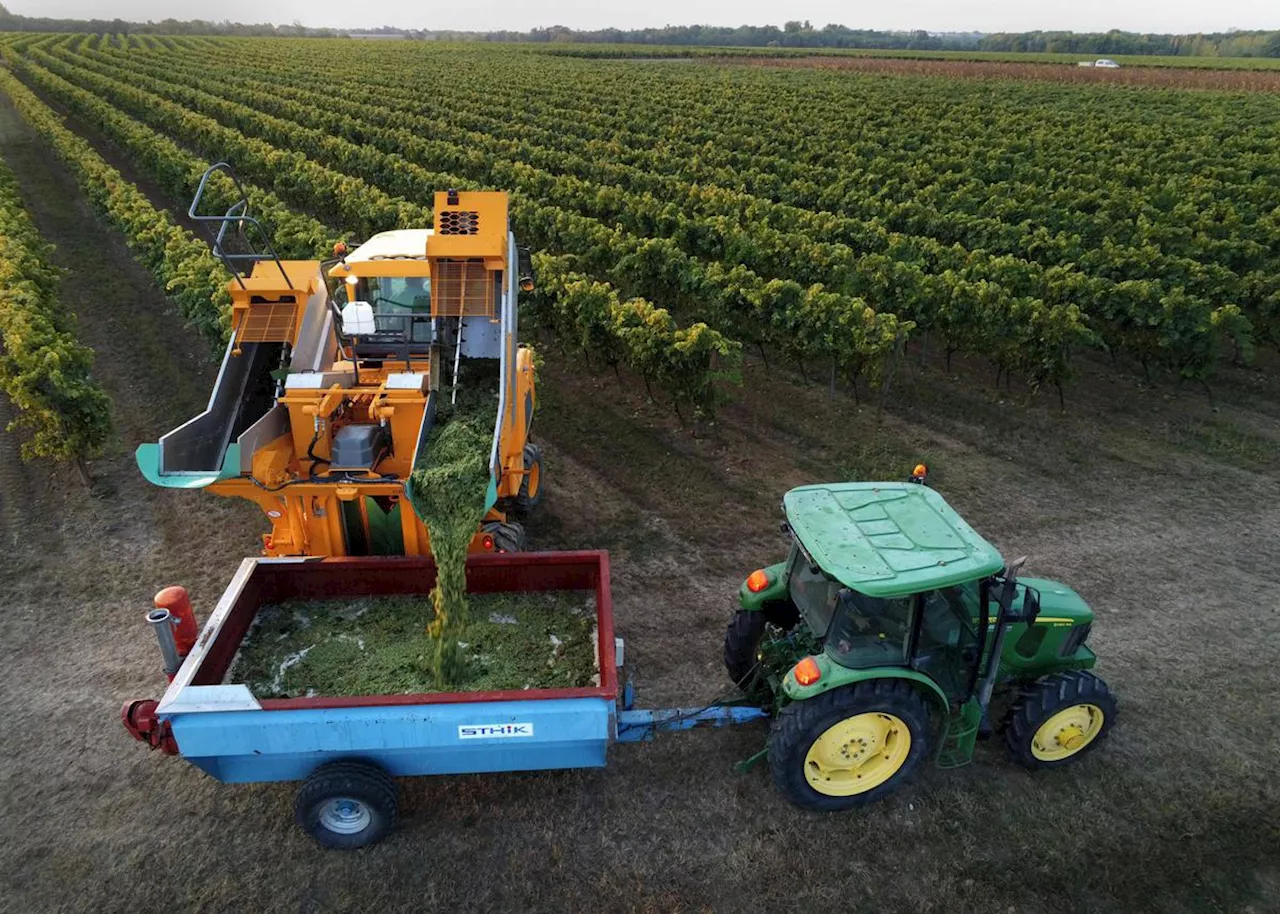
[936,698,983,769]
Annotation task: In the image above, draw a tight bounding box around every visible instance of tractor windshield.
[357,276,433,344]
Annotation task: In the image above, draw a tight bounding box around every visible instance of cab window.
[825,591,914,669]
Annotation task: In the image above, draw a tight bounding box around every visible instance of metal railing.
[188,163,292,291]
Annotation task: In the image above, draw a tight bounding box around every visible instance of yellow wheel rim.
[1031,703,1105,761]
[527,459,540,498]
[803,712,911,797]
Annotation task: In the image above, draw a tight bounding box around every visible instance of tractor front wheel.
[1005,671,1116,769]
[769,680,932,811]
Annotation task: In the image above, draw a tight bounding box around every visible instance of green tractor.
[727,471,1116,809]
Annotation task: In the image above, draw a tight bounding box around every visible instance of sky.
[18,0,1279,34]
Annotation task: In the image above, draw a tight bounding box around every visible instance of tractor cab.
[778,481,1008,702]
[729,478,1113,811]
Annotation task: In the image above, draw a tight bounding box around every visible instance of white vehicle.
[1094,58,1120,68]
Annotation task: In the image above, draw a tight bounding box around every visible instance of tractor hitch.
[121,699,178,755]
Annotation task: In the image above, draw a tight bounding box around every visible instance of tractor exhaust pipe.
[147,608,182,680]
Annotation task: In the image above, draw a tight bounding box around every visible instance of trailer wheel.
[295,761,398,849]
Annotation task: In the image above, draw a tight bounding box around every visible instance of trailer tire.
[295,761,398,849]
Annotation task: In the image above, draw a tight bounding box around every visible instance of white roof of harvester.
[347,229,433,262]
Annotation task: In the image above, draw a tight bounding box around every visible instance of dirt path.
[1,95,1278,914]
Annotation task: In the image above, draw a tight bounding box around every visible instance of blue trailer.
[123,551,767,848]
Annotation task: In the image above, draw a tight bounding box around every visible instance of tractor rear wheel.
[295,760,398,849]
[769,680,932,811]
[724,610,766,688]
[1005,671,1116,769]
[723,602,801,691]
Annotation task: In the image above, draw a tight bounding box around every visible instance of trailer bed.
[153,552,617,783]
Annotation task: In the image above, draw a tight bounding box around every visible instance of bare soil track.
[739,56,1280,91]
[2,96,1280,914]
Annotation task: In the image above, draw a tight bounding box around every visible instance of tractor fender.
[782,655,951,714]
[737,560,789,611]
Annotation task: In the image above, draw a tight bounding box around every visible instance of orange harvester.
[137,173,541,559]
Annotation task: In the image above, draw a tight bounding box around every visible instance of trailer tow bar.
[615,705,770,742]
[614,676,771,773]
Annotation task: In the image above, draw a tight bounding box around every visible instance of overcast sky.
[19,1,1278,34]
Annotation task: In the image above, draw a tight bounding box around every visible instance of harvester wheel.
[1005,671,1116,769]
[483,520,526,553]
[769,680,931,811]
[295,760,398,849]
[512,443,543,515]
[723,603,800,692]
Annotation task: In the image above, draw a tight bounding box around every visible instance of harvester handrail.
[188,162,292,291]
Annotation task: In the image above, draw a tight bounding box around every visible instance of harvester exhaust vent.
[438,210,480,236]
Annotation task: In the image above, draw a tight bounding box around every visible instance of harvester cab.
[135,164,542,559]
[728,479,1115,810]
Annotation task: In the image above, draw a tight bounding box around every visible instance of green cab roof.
[783,482,1005,598]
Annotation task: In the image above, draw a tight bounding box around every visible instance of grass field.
[0,35,1279,914]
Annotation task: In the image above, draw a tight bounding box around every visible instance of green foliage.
[0,68,233,350]
[406,393,498,683]
[533,254,742,416]
[0,154,112,464]
[9,34,1275,407]
[230,590,598,697]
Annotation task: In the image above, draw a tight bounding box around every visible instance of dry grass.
[1,95,1279,914]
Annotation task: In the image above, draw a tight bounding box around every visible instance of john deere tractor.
[726,470,1116,809]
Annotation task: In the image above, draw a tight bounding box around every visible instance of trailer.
[122,551,767,848]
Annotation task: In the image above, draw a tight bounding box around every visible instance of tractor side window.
[825,592,913,669]
[787,553,842,637]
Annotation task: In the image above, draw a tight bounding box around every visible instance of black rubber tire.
[769,680,933,811]
[723,602,801,690]
[294,760,398,849]
[724,609,767,688]
[1005,670,1116,769]
[512,443,543,516]
[483,520,526,553]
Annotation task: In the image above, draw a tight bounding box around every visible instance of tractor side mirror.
[1021,586,1041,623]
[996,555,1028,617]
[517,245,536,293]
